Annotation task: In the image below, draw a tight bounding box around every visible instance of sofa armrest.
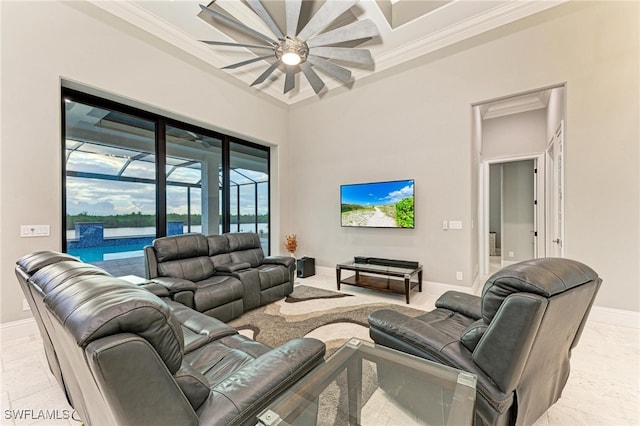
[436,291,482,320]
[152,277,197,293]
[216,262,251,273]
[140,282,171,298]
[198,337,326,425]
[263,256,295,269]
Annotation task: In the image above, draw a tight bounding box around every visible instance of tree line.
[66,212,268,230]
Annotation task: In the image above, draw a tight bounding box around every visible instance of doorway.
[488,158,541,272]
[475,85,566,276]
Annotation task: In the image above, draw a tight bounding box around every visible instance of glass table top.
[258,338,476,426]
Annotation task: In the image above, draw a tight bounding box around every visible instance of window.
[62,89,270,276]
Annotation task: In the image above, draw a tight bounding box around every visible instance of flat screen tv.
[340,179,414,228]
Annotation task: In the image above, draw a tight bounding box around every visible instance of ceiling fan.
[197,0,379,95]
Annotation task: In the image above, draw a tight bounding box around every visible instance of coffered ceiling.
[91,0,566,105]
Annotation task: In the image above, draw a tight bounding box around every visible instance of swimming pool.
[68,244,145,263]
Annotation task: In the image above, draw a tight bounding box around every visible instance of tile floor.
[1,272,638,425]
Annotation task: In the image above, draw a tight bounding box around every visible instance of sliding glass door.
[165,124,223,236]
[62,89,270,276]
[64,101,157,276]
[229,142,270,252]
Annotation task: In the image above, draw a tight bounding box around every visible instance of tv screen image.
[340,179,414,228]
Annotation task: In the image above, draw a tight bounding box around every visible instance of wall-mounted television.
[340,179,415,228]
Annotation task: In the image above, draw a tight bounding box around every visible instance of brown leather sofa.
[368,258,602,426]
[16,251,325,426]
[144,232,295,322]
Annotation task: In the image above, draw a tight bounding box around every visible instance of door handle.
[552,239,561,244]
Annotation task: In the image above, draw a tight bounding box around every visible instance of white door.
[546,121,565,257]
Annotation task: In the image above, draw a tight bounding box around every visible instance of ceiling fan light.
[282,51,301,66]
[276,37,308,67]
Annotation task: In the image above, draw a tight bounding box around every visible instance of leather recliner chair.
[368,258,602,426]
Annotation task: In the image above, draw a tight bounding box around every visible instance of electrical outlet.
[442,220,448,230]
[449,220,463,230]
[509,251,515,258]
[456,271,463,281]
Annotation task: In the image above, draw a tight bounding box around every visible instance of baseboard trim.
[588,305,640,329]
[317,265,639,329]
[1,317,38,342]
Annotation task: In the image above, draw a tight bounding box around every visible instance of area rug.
[228,284,426,357]
[228,285,427,425]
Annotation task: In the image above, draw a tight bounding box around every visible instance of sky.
[65,149,269,216]
[340,180,414,206]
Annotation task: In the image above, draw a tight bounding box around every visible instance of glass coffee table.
[258,339,476,426]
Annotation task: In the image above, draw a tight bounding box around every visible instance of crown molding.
[374,1,567,73]
[88,0,567,106]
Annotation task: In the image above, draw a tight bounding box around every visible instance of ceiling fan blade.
[285,0,302,37]
[284,67,296,94]
[198,4,276,45]
[297,0,358,41]
[246,0,284,39]
[201,40,274,50]
[307,55,352,84]
[222,54,275,70]
[309,47,374,66]
[251,60,282,86]
[306,19,379,48]
[300,62,326,95]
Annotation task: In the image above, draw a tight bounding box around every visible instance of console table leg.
[418,270,423,292]
[336,267,341,290]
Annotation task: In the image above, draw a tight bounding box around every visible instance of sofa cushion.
[226,233,265,267]
[157,256,215,282]
[165,299,238,353]
[256,264,290,291]
[193,275,244,313]
[207,234,232,266]
[154,234,209,262]
[43,274,185,374]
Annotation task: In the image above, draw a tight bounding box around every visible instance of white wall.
[0,1,288,324]
[482,109,547,160]
[1,1,638,323]
[288,1,639,311]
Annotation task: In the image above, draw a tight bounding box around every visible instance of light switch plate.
[20,225,50,237]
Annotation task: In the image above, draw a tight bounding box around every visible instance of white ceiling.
[91,0,566,105]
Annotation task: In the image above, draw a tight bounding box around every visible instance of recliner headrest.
[44,274,184,374]
[207,234,230,256]
[225,232,260,251]
[481,258,600,323]
[153,234,209,262]
[29,261,111,294]
[17,251,80,275]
